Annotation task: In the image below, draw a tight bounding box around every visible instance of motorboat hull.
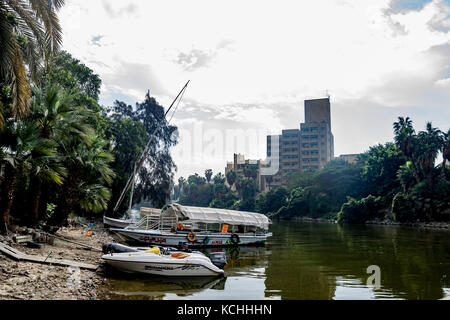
[103,216,136,229]
[102,252,224,277]
[111,228,272,247]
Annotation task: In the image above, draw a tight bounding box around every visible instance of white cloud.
[58,0,450,179]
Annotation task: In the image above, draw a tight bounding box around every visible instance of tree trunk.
[47,174,79,231]
[29,177,42,227]
[0,168,18,233]
[38,187,48,223]
[442,159,447,177]
[410,156,422,184]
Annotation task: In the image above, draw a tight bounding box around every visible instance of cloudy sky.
[59,0,450,179]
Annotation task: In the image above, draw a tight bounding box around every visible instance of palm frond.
[11,42,32,119]
[0,100,4,129]
[27,0,63,52]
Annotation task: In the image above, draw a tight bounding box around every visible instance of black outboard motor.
[209,252,227,269]
[102,243,139,254]
[177,241,192,252]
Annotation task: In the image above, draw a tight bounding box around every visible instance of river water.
[98,221,450,300]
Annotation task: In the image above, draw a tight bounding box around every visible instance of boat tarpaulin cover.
[165,204,271,230]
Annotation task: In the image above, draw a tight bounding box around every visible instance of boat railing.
[126,215,161,230]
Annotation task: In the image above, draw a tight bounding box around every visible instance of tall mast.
[113,80,190,215]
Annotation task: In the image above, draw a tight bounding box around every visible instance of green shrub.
[392,192,416,222]
[338,195,383,224]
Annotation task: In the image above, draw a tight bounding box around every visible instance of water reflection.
[99,275,226,300]
[265,221,450,300]
[99,221,450,300]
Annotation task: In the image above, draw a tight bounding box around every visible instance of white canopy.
[162,204,271,230]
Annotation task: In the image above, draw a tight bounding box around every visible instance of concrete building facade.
[265,97,334,190]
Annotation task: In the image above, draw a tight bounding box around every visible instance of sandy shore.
[0,220,114,300]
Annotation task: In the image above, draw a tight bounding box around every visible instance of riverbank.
[282,216,450,231]
[0,220,114,300]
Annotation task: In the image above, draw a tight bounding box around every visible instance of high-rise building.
[264,97,334,190]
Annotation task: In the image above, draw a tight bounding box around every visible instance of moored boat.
[103,216,136,229]
[103,208,161,228]
[111,203,272,247]
[101,245,225,277]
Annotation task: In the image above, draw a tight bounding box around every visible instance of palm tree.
[226,169,237,188]
[393,117,421,183]
[205,169,213,183]
[0,0,65,127]
[178,176,186,196]
[0,119,60,232]
[415,122,443,185]
[213,172,226,184]
[47,134,115,229]
[27,137,66,226]
[26,85,93,225]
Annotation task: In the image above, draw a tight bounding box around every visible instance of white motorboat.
[101,246,225,277]
[111,203,272,247]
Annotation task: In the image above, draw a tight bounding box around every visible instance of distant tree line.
[175,164,260,212]
[177,118,450,224]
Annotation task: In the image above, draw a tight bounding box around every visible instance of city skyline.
[58,0,450,179]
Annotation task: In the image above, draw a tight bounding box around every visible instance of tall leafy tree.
[106,92,178,212]
[360,143,405,198]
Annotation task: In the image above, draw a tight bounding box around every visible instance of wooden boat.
[111,203,272,247]
[103,216,136,229]
[101,246,225,277]
[103,208,161,228]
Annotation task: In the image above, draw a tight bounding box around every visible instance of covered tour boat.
[110,203,272,247]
